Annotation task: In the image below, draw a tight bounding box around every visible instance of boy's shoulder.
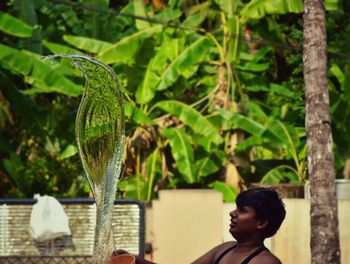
[249,250,282,264]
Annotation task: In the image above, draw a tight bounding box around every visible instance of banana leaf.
[0,11,33,37]
[146,148,162,201]
[97,25,163,65]
[264,120,300,149]
[155,100,224,145]
[154,7,182,22]
[156,36,212,91]
[135,31,180,104]
[240,0,337,21]
[0,44,82,96]
[58,145,78,160]
[80,0,109,39]
[133,0,150,30]
[136,48,168,104]
[12,0,41,53]
[260,164,299,183]
[219,109,265,135]
[43,40,83,54]
[270,84,295,98]
[192,134,215,152]
[181,11,206,28]
[234,134,263,153]
[124,101,156,125]
[63,35,112,54]
[163,128,196,183]
[247,101,269,122]
[209,181,238,202]
[118,174,148,201]
[226,15,242,63]
[236,63,269,72]
[196,150,226,177]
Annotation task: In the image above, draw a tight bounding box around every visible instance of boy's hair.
[236,187,286,238]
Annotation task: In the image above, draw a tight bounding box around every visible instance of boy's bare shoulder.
[250,250,282,264]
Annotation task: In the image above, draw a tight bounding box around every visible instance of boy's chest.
[218,251,260,264]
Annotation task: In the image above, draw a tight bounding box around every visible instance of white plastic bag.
[29,194,71,241]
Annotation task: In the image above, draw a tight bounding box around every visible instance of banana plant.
[218,108,307,183]
[0,0,343,200]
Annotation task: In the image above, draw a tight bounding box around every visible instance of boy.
[113,188,286,264]
[192,188,286,264]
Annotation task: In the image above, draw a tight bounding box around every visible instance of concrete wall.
[146,190,350,264]
[151,190,222,264]
[273,199,350,264]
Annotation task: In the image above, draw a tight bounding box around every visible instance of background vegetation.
[0,0,349,201]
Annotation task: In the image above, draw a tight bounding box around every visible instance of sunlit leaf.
[235,134,263,153]
[264,120,299,149]
[63,35,112,54]
[118,174,148,201]
[58,145,78,160]
[154,7,182,22]
[227,16,241,63]
[325,0,338,11]
[156,36,212,91]
[0,44,82,96]
[136,49,168,104]
[329,64,345,88]
[124,101,156,125]
[270,84,295,98]
[240,0,303,20]
[133,0,150,30]
[43,40,83,54]
[260,165,299,183]
[97,25,163,65]
[236,63,269,72]
[209,181,238,202]
[240,0,337,21]
[0,11,33,37]
[146,148,162,201]
[219,109,265,135]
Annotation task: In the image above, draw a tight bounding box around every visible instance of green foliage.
[163,128,196,183]
[0,11,33,37]
[0,0,348,201]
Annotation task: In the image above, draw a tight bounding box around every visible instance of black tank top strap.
[213,245,236,264]
[241,246,269,264]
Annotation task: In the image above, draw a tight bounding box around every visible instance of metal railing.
[0,198,145,263]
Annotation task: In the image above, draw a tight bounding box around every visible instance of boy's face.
[229,205,264,239]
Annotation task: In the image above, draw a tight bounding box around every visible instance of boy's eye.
[238,206,248,213]
[236,207,246,213]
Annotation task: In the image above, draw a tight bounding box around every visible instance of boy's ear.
[257,220,268,230]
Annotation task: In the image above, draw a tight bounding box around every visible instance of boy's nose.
[230,210,237,217]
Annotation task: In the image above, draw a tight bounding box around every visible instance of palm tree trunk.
[303,0,341,263]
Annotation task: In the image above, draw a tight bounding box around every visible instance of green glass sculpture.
[43,54,125,263]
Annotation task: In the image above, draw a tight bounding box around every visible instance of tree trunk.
[303,0,341,263]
